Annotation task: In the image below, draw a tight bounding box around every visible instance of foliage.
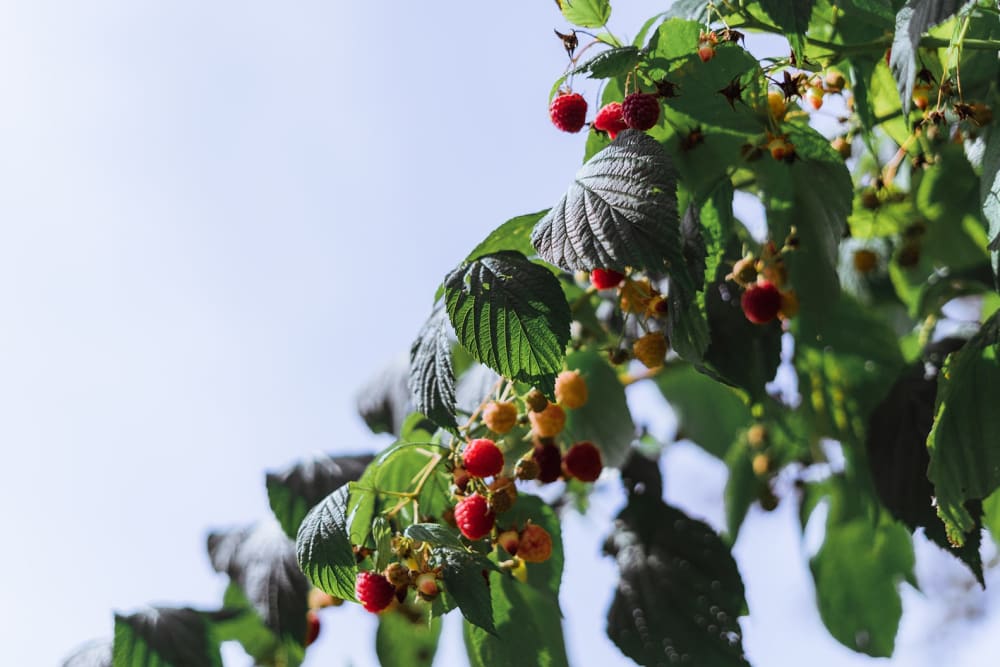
[67,2,1000,666]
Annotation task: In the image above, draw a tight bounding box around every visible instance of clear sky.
[2,2,999,666]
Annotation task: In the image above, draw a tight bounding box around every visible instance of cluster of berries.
[726,241,798,324]
[590,269,670,369]
[351,535,448,614]
[549,90,662,136]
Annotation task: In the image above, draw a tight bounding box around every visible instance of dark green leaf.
[927,311,1000,545]
[663,0,710,23]
[404,523,465,550]
[113,607,222,667]
[355,356,413,435]
[842,0,896,26]
[212,584,304,667]
[372,516,393,571]
[570,46,642,79]
[981,126,1000,288]
[563,349,635,468]
[207,519,312,645]
[656,364,751,459]
[436,549,496,634]
[560,0,611,28]
[376,607,441,667]
[605,496,749,666]
[357,441,452,525]
[444,251,571,396]
[758,0,816,59]
[63,641,112,667]
[467,211,548,263]
[410,303,458,430]
[531,131,685,281]
[295,485,359,602]
[266,453,373,540]
[723,441,761,542]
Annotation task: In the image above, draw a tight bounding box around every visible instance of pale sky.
[2,2,998,666]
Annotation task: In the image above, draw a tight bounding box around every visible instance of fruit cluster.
[588,269,671,369]
[726,240,798,325]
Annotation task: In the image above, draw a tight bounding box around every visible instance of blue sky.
[2,2,999,666]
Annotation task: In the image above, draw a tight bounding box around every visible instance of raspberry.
[620,278,656,314]
[590,268,625,290]
[550,92,588,133]
[741,281,782,324]
[831,136,852,159]
[622,93,660,131]
[525,388,548,413]
[533,441,563,483]
[305,610,321,646]
[593,102,628,139]
[482,400,518,434]
[767,90,786,120]
[518,524,553,563]
[697,31,718,63]
[514,456,540,480]
[555,370,588,409]
[497,529,520,556]
[633,332,668,369]
[454,494,496,540]
[463,438,504,478]
[415,572,440,600]
[825,70,846,93]
[529,402,566,437]
[488,476,517,513]
[355,571,396,613]
[562,441,603,482]
[767,136,795,161]
[853,248,878,273]
[805,86,824,110]
[383,562,412,588]
[912,83,932,111]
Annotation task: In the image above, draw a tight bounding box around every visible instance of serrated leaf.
[355,355,413,435]
[207,519,312,645]
[410,304,458,430]
[656,364,752,459]
[758,0,816,59]
[981,126,1000,288]
[663,0,710,23]
[927,311,1000,545]
[444,250,570,395]
[63,641,112,667]
[376,607,441,667]
[563,349,635,468]
[605,496,749,666]
[466,211,548,262]
[436,549,496,634]
[113,607,222,667]
[372,516,393,571]
[570,46,642,79]
[295,485,359,602]
[890,0,976,114]
[266,453,373,540]
[531,130,685,282]
[560,0,611,28]
[404,523,465,550]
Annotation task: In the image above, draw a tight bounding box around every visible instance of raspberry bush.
[65,1,1000,666]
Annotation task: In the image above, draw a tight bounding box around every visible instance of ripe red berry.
[593,102,628,139]
[741,281,783,324]
[463,438,504,478]
[622,93,660,131]
[454,494,496,540]
[590,268,625,290]
[533,441,563,484]
[518,524,553,563]
[355,571,396,613]
[305,610,321,646]
[549,92,588,133]
[563,441,603,482]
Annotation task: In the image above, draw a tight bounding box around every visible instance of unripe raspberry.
[518,524,553,563]
[591,268,625,290]
[767,90,786,120]
[305,610,321,647]
[622,92,660,131]
[529,402,566,437]
[727,256,757,287]
[752,452,774,477]
[831,136,852,159]
[593,102,628,140]
[555,370,588,409]
[805,86,824,110]
[384,562,412,588]
[768,136,795,161]
[533,441,563,484]
[414,572,440,600]
[563,441,603,482]
[463,438,504,478]
[525,388,548,413]
[746,424,767,450]
[482,400,518,434]
[741,281,782,324]
[549,92,588,133]
[515,456,540,481]
[454,494,495,540]
[825,70,846,93]
[497,529,520,556]
[852,248,878,273]
[697,31,717,62]
[912,83,932,111]
[620,278,656,314]
[488,476,517,514]
[355,571,396,613]
[633,332,668,369]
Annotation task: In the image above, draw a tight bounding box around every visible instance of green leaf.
[927,312,1000,545]
[357,441,452,525]
[570,46,642,79]
[723,439,761,542]
[404,523,466,550]
[113,607,222,667]
[295,485,359,602]
[758,0,816,59]
[435,549,496,634]
[207,520,312,646]
[444,250,571,396]
[981,126,1000,287]
[372,516,393,572]
[466,211,548,263]
[355,356,413,435]
[212,584,304,667]
[266,453,373,540]
[656,364,751,459]
[410,303,458,430]
[563,349,635,468]
[560,0,611,28]
[646,18,703,62]
[605,495,749,666]
[376,607,442,667]
[663,0,710,23]
[63,641,112,667]
[810,514,915,657]
[531,130,685,281]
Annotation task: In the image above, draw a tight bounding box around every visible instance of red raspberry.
[593,102,628,139]
[518,524,553,563]
[549,92,588,133]
[454,493,496,540]
[741,281,782,324]
[533,441,563,484]
[563,441,603,482]
[622,92,660,130]
[355,571,396,613]
[590,268,624,290]
[305,610,321,646]
[463,438,504,478]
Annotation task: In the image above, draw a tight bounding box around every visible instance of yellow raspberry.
[554,370,588,409]
[482,400,518,434]
[528,402,566,438]
[632,333,668,369]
